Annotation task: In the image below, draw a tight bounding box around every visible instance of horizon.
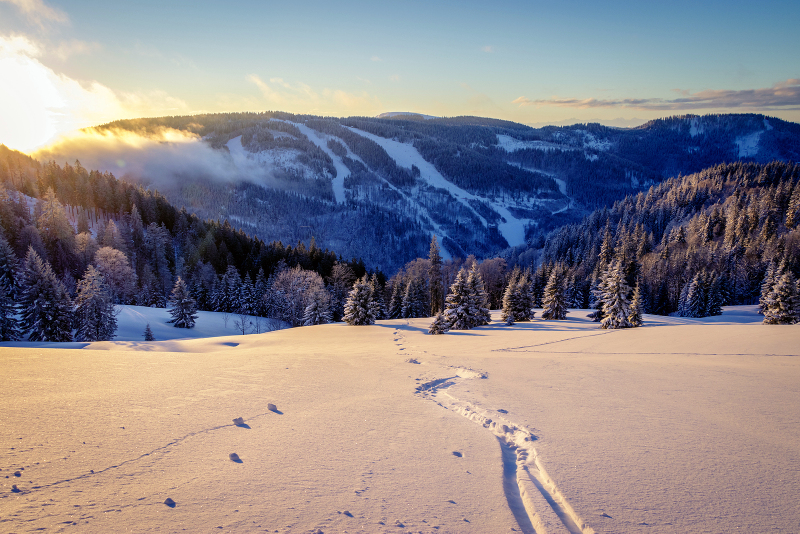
[1,0,799,153]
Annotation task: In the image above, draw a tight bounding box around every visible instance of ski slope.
[348,127,528,247]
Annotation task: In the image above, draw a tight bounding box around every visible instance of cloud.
[247,74,381,114]
[371,55,382,62]
[52,39,102,60]
[513,79,800,111]
[482,45,494,53]
[33,127,275,190]
[0,34,189,152]
[389,74,400,82]
[0,0,67,26]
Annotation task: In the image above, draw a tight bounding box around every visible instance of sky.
[1,0,799,152]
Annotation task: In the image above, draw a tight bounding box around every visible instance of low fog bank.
[32,127,276,190]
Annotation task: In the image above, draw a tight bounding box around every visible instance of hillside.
[34,112,800,273]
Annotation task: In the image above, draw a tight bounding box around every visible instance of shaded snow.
[496,134,571,152]
[736,131,763,158]
[2,305,799,533]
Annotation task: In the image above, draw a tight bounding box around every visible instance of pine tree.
[167,277,198,328]
[763,272,799,325]
[74,265,117,341]
[500,267,521,325]
[628,279,644,327]
[369,273,386,320]
[443,268,472,330]
[588,274,605,322]
[758,262,778,315]
[387,278,404,319]
[428,311,449,334]
[706,275,724,316]
[685,273,706,318]
[599,261,633,329]
[19,247,73,341]
[466,264,491,327]
[541,264,569,320]
[428,235,444,315]
[0,284,21,341]
[143,323,155,341]
[786,183,800,229]
[343,276,375,325]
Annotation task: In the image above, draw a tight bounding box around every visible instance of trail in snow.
[414,368,593,534]
[347,127,528,247]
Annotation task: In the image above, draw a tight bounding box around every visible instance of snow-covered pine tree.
[167,277,198,328]
[74,265,117,341]
[428,235,444,316]
[588,273,605,322]
[443,268,472,330]
[303,289,332,326]
[518,269,535,320]
[706,275,724,316]
[501,267,521,325]
[428,311,449,334]
[19,247,74,342]
[628,278,644,327]
[786,182,800,229]
[387,278,404,319]
[541,264,569,320]
[758,262,778,315]
[343,276,375,325]
[762,272,799,325]
[143,323,155,341]
[466,264,491,327]
[685,273,707,318]
[369,273,387,320]
[599,260,633,329]
[677,280,691,317]
[0,233,20,341]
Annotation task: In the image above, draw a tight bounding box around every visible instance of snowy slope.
[348,127,528,247]
[2,306,799,534]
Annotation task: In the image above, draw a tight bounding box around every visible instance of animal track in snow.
[415,369,594,534]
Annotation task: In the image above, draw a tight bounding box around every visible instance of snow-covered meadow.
[1,306,799,533]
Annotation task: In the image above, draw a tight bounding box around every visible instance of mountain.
[41,112,800,273]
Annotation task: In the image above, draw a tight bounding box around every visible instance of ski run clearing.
[1,306,799,533]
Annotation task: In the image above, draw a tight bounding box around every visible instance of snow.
[553,177,567,196]
[496,135,572,153]
[735,131,763,158]
[2,306,799,533]
[289,122,348,204]
[348,127,528,247]
[689,117,703,137]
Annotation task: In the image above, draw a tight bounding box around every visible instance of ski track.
[290,122,348,204]
[346,127,528,248]
[414,367,594,534]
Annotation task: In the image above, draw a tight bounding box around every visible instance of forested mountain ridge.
[512,160,800,316]
[36,112,800,273]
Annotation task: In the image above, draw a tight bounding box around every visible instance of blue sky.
[1,0,799,151]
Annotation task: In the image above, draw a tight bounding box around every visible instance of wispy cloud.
[52,39,101,60]
[513,79,800,111]
[247,74,381,114]
[482,45,494,53]
[0,0,67,26]
[371,55,382,62]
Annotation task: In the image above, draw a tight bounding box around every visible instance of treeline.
[526,161,800,316]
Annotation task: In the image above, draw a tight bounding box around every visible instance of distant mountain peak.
[376,112,438,120]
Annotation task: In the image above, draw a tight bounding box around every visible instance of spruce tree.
[387,278,404,319]
[628,279,644,327]
[443,268,472,330]
[428,311,449,334]
[74,265,117,341]
[428,235,444,315]
[763,272,799,325]
[466,264,491,327]
[541,264,569,320]
[599,261,633,329]
[369,273,386,320]
[706,275,724,316]
[758,262,778,315]
[0,233,20,341]
[167,277,198,328]
[19,247,73,342]
[500,268,521,325]
[685,273,706,318]
[343,276,375,325]
[143,323,155,341]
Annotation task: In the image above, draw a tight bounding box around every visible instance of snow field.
[1,306,799,533]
